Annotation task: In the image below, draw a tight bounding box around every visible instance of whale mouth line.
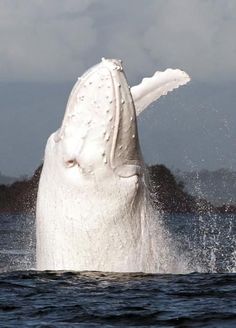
[109,67,122,170]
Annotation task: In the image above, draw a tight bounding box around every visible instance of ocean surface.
[0,213,236,327]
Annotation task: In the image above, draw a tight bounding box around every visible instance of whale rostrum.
[36,58,190,272]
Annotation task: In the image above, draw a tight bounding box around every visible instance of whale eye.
[65,159,76,168]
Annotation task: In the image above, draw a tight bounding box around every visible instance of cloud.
[0,0,98,81]
[142,0,236,83]
[0,0,235,175]
[0,0,236,83]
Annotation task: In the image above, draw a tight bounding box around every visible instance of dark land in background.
[0,165,235,215]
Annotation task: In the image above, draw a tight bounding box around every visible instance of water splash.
[0,209,236,273]
[163,212,236,273]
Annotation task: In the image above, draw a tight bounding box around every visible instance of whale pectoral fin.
[114,164,141,178]
[131,69,190,116]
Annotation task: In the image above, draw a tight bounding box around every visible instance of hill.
[0,164,235,214]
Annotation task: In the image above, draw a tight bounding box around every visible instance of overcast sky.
[0,0,235,176]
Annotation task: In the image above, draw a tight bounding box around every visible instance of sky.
[0,0,235,176]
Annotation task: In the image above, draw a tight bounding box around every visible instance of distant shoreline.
[0,164,236,215]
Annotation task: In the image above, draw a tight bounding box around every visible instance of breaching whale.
[36,58,190,272]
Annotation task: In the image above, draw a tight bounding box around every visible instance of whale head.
[49,58,142,182]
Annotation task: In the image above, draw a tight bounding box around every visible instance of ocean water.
[0,213,236,327]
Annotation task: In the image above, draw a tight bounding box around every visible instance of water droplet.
[132,134,135,139]
[130,117,133,121]
[104,157,107,164]
[121,99,125,104]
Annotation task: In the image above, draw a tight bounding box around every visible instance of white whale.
[36,58,190,272]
